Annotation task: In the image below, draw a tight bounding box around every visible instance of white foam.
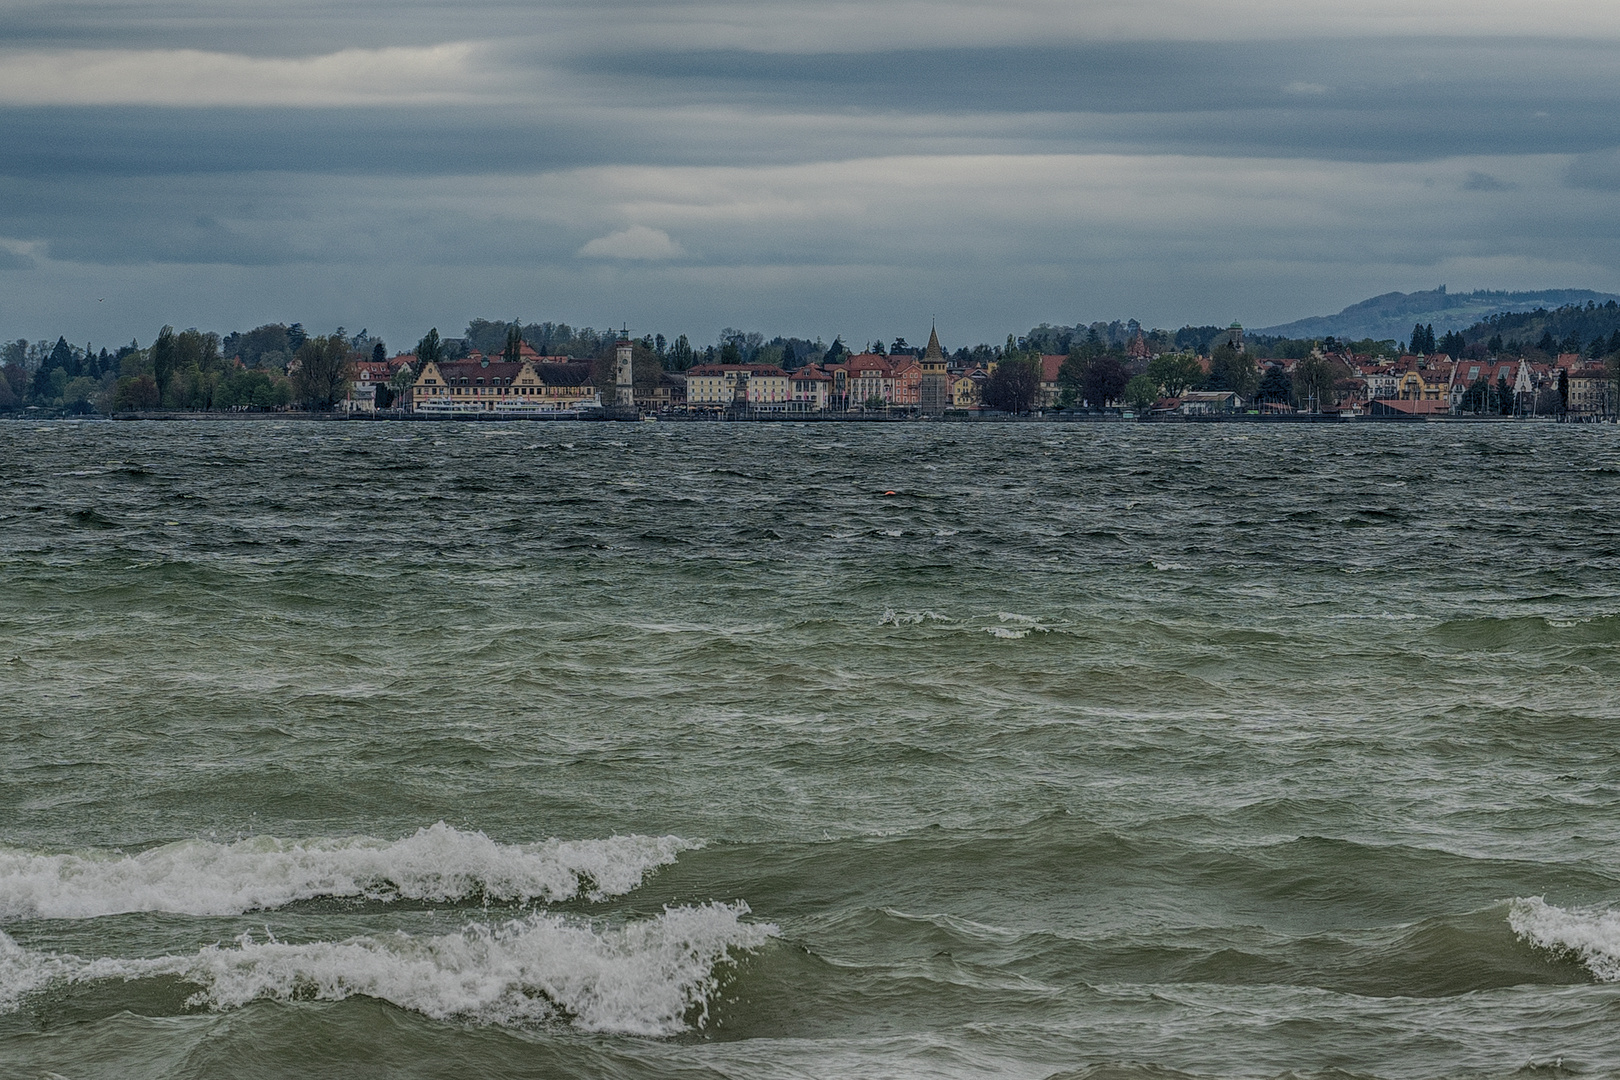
[0,929,67,1013]
[987,613,1045,639]
[879,609,950,627]
[0,823,699,919]
[0,903,776,1035]
[1508,897,1620,980]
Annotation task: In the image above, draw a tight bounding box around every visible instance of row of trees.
[911,330,1350,415]
[14,301,1620,415]
[0,320,389,413]
[967,332,1339,415]
[105,328,356,412]
[8,328,356,413]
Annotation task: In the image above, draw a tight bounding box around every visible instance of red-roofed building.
[344,354,413,413]
[890,357,923,408]
[788,365,833,411]
[1038,355,1065,408]
[846,353,894,409]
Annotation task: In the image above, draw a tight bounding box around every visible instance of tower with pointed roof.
[919,325,949,415]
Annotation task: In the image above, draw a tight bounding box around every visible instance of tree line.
[10,302,1620,416]
[0,324,373,413]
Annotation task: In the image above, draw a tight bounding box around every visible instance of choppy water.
[3,419,1620,1080]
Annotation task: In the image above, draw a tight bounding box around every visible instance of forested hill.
[1254,287,1620,342]
[1457,301,1620,355]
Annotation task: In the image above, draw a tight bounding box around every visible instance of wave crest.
[2,902,775,1035]
[1508,897,1620,980]
[0,823,699,919]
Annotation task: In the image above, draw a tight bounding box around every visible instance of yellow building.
[951,370,984,408]
[1393,363,1453,402]
[788,367,832,411]
[685,364,792,409]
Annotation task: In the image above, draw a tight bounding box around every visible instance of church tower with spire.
[919,325,949,415]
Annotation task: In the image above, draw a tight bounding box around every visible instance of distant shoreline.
[0,410,1591,425]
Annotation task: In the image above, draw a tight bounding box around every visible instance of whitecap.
[0,929,65,1013]
[0,903,776,1036]
[878,609,950,627]
[1508,897,1620,980]
[0,823,699,920]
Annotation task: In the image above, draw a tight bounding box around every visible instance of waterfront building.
[1180,390,1243,415]
[1038,355,1066,409]
[1456,359,1520,388]
[846,354,895,409]
[636,371,686,412]
[344,354,411,413]
[409,357,598,413]
[1367,397,1452,417]
[824,363,851,411]
[1513,358,1535,408]
[890,357,923,410]
[1568,365,1613,419]
[952,369,985,409]
[1361,363,1399,400]
[789,366,833,412]
[685,364,792,410]
[1391,358,1455,403]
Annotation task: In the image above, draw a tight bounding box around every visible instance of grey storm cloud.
[2,0,1620,347]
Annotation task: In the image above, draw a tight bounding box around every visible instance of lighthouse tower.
[615,335,634,409]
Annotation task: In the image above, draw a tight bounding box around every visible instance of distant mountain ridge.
[1253,287,1620,342]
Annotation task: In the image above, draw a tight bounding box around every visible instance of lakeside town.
[5,300,1620,421]
[393,323,1619,422]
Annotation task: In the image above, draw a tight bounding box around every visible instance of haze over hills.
[1253,288,1620,343]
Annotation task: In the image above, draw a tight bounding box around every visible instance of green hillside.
[1255,287,1620,342]
[1458,302,1620,355]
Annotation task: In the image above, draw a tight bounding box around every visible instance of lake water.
[3,420,1620,1079]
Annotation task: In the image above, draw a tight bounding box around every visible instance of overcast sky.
[4,0,1620,351]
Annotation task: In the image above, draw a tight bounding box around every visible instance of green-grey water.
[3,420,1620,1079]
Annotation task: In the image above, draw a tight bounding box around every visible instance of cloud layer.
[0,44,492,107]
[1,1,1618,346]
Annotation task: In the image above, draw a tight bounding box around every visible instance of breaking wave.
[0,902,775,1035]
[1508,897,1620,981]
[0,823,699,919]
